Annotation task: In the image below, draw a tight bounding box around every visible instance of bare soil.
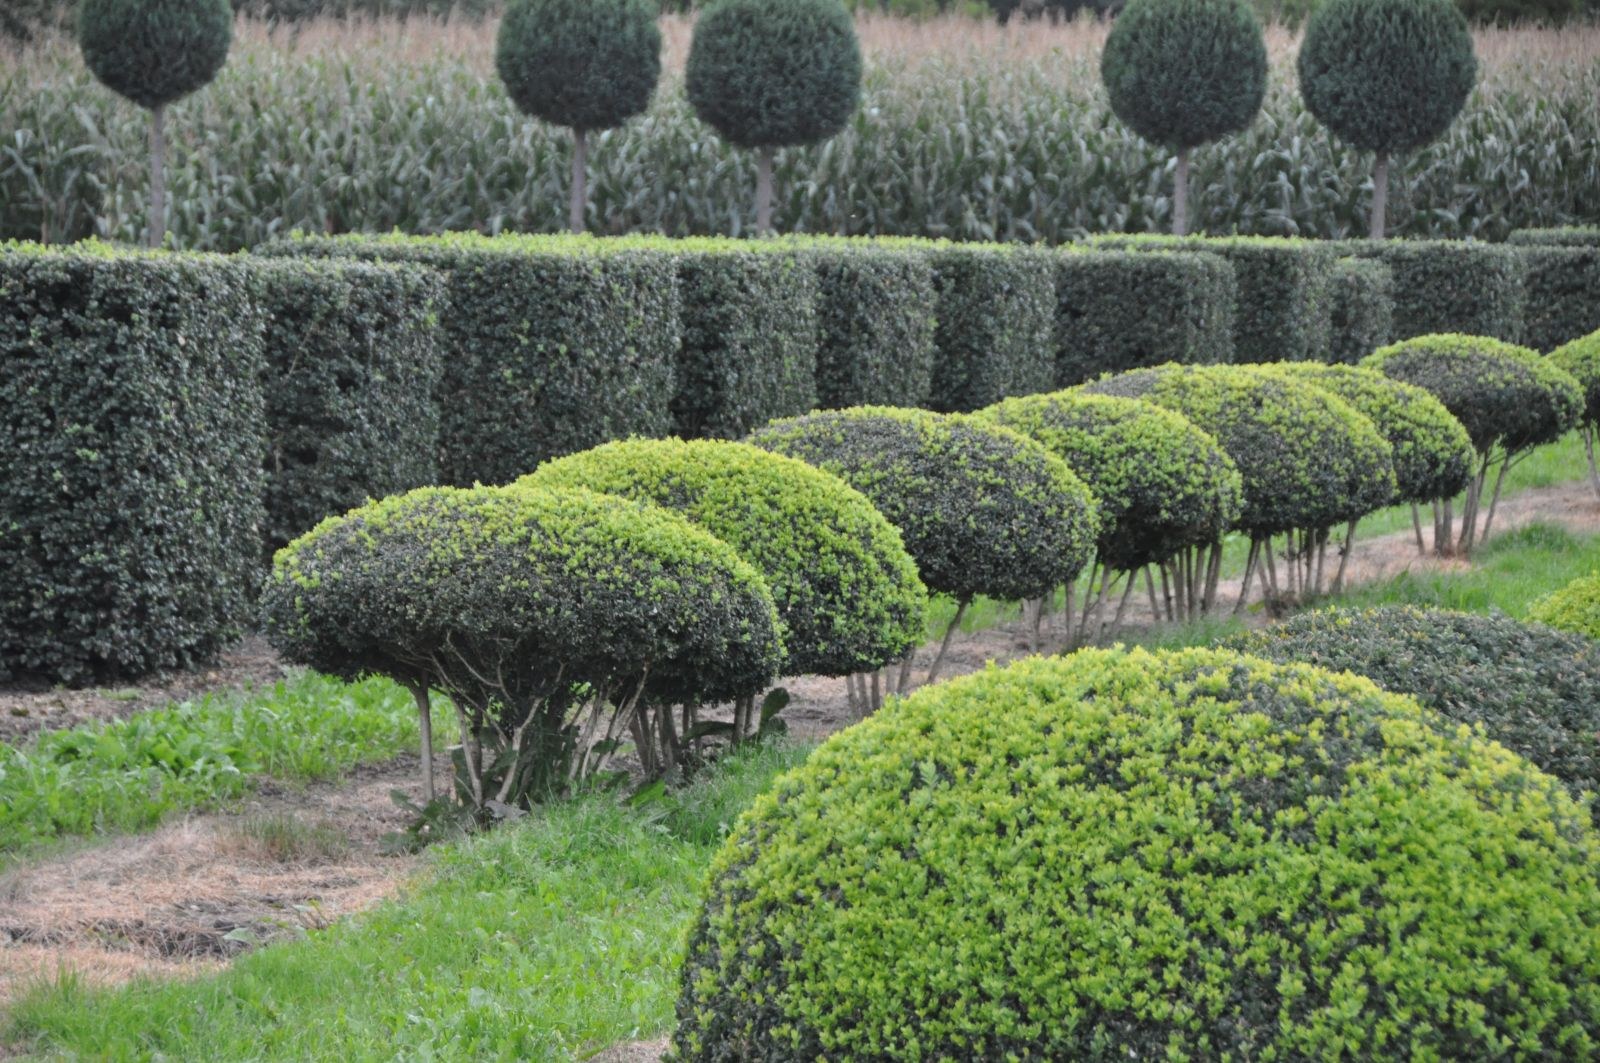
[2,478,1596,1025]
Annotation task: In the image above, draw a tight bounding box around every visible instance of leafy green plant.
[1518,245,1600,354]
[675,647,1600,1060]
[1327,256,1393,363]
[1528,572,1600,640]
[1551,328,1600,498]
[1334,238,1525,343]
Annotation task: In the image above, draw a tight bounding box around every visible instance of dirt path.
[2,477,1596,1022]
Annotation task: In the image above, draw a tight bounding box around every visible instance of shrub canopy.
[978,391,1243,570]
[1529,573,1600,642]
[516,438,926,677]
[1082,364,1396,535]
[1229,605,1600,824]
[494,0,660,133]
[77,0,232,110]
[747,407,1097,603]
[675,647,1600,1061]
[1298,0,1476,155]
[1100,0,1267,151]
[1551,328,1600,427]
[1363,333,1584,455]
[685,0,862,150]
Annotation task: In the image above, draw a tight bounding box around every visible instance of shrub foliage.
[76,0,232,111]
[1327,256,1394,363]
[494,0,659,135]
[1336,239,1525,344]
[1529,573,1600,642]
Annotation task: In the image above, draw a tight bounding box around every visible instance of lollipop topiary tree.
[686,0,862,235]
[1298,0,1476,239]
[1100,0,1267,236]
[1550,329,1600,499]
[495,0,661,234]
[77,0,233,248]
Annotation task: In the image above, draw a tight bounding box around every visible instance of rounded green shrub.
[1229,605,1600,824]
[746,406,1097,604]
[494,0,660,135]
[977,391,1244,571]
[1266,362,1474,505]
[1551,328,1600,428]
[1298,0,1476,157]
[77,0,232,111]
[685,0,862,151]
[1529,573,1600,641]
[674,647,1600,1060]
[516,438,926,677]
[1082,364,1396,535]
[1100,0,1267,152]
[1363,333,1585,456]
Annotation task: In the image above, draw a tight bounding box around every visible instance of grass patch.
[4,741,812,1062]
[0,673,439,860]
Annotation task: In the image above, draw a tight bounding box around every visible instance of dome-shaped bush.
[675,647,1600,1060]
[1551,328,1600,428]
[746,407,1097,605]
[495,0,659,135]
[977,391,1244,571]
[1363,334,1584,456]
[1267,362,1474,505]
[515,438,926,678]
[1082,364,1396,535]
[263,485,783,803]
[1229,606,1600,825]
[78,0,232,111]
[1529,573,1600,641]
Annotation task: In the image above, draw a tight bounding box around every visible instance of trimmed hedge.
[248,257,445,553]
[1551,329,1600,427]
[978,390,1243,571]
[1229,606,1600,825]
[1082,363,1395,535]
[0,244,265,684]
[675,647,1600,1060]
[253,232,681,486]
[1085,235,1334,364]
[1327,256,1394,363]
[747,407,1098,603]
[1529,573,1600,641]
[1267,363,1474,505]
[1053,248,1236,385]
[517,438,926,678]
[1509,227,1600,248]
[1334,239,1525,343]
[1518,245,1600,353]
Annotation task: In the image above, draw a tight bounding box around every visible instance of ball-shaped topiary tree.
[1529,573,1600,642]
[262,485,782,809]
[77,0,233,248]
[747,406,1098,686]
[1551,328,1600,499]
[495,0,660,234]
[686,0,862,234]
[674,647,1600,1061]
[1364,333,1584,553]
[1298,0,1476,239]
[1229,606,1600,825]
[1100,0,1267,236]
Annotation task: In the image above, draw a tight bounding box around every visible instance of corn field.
[3,15,1598,250]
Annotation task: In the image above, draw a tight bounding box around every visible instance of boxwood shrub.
[254,232,681,485]
[0,244,265,685]
[1229,606,1600,824]
[1517,244,1600,353]
[1327,256,1394,363]
[747,406,1098,604]
[517,438,926,677]
[1552,329,1600,427]
[1508,227,1600,248]
[1529,573,1600,641]
[1086,235,1335,364]
[1266,363,1474,505]
[1082,363,1395,535]
[675,647,1600,1060]
[248,256,446,553]
[1335,239,1525,343]
[1053,247,1236,384]
[977,391,1243,571]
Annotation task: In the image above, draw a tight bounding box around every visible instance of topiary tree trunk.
[1370,150,1389,240]
[755,146,774,235]
[1174,148,1190,237]
[148,103,166,248]
[569,127,588,234]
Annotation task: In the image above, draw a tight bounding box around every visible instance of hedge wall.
[1086,235,1334,364]
[0,244,266,685]
[1327,256,1394,363]
[254,232,681,486]
[1508,227,1600,248]
[1517,245,1600,353]
[1053,248,1236,385]
[249,257,445,553]
[1335,239,1526,344]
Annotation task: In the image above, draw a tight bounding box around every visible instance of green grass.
[4,741,813,1063]
[0,673,439,861]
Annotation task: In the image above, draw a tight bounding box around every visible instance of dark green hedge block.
[1086,235,1334,363]
[1327,256,1394,363]
[1334,239,1525,344]
[1054,248,1236,384]
[247,257,446,554]
[1508,227,1600,248]
[255,233,681,486]
[0,244,266,685]
[1516,245,1600,353]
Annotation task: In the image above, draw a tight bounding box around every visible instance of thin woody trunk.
[148,104,167,249]
[1173,149,1190,237]
[569,128,588,235]
[755,146,774,235]
[406,681,434,803]
[1369,151,1389,241]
